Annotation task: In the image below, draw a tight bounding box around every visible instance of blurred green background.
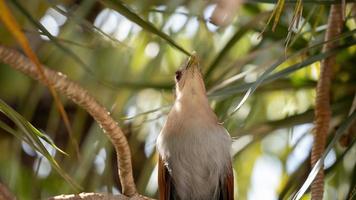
[0,0,355,199]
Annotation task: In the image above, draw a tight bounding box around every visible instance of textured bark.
[311,4,343,200]
[47,193,127,200]
[47,193,153,200]
[0,45,136,197]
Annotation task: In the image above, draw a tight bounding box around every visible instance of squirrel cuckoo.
[157,55,234,200]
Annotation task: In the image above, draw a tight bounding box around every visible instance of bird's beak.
[185,53,198,70]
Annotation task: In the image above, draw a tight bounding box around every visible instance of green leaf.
[102,0,191,56]
[10,0,89,70]
[209,41,356,98]
[0,98,82,191]
[204,12,270,79]
[224,30,356,116]
[10,0,123,90]
[49,3,128,48]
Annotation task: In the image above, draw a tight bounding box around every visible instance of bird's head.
[174,54,207,100]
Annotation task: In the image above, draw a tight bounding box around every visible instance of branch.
[0,45,137,196]
[311,4,343,200]
[47,193,128,200]
[47,193,153,200]
[0,182,15,200]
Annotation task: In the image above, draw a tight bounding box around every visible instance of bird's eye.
[175,70,182,81]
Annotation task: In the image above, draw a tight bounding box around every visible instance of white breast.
[157,106,232,200]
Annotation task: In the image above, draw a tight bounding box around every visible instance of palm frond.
[0,99,81,191]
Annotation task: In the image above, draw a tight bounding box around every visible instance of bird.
[156,54,234,200]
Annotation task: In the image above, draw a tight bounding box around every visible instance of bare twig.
[311,4,343,200]
[0,46,137,197]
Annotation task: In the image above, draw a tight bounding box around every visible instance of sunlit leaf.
[224,31,356,116]
[210,38,356,98]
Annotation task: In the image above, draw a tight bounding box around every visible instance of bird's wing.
[220,163,234,200]
[158,156,175,200]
